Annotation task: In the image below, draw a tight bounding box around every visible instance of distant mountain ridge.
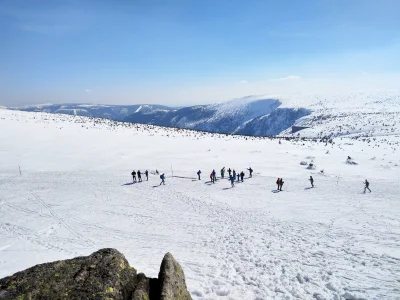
[9,103,174,121]
[123,97,304,135]
[8,90,400,137]
[10,97,311,136]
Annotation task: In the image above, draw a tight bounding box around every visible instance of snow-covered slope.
[124,97,286,134]
[280,90,400,139]
[1,110,399,300]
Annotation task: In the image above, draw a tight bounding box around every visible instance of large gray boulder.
[0,249,191,300]
[159,253,192,300]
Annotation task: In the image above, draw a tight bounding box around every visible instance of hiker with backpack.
[276,178,280,190]
[232,170,236,182]
[137,170,142,182]
[145,170,149,181]
[240,171,245,182]
[229,175,235,187]
[160,173,165,185]
[212,169,217,182]
[131,170,137,182]
[228,168,232,178]
[210,172,214,183]
[364,179,371,193]
[309,176,314,188]
[247,167,253,178]
[221,167,225,179]
[197,170,201,180]
[279,178,284,191]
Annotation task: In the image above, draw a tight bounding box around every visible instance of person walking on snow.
[212,169,217,182]
[159,173,165,185]
[145,170,149,181]
[279,178,284,191]
[364,179,371,193]
[137,170,142,182]
[131,170,137,182]
[228,168,232,177]
[210,172,214,183]
[240,171,245,182]
[232,170,236,182]
[197,170,201,180]
[221,167,225,179]
[230,175,235,187]
[247,167,253,178]
[309,176,314,188]
[276,178,280,190]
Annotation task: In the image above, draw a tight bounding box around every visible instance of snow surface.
[1,110,400,300]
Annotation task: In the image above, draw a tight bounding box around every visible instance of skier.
[210,172,214,183]
[276,178,280,190]
[228,168,232,177]
[364,179,371,193]
[159,173,165,185]
[131,170,137,182]
[221,167,225,179]
[212,169,217,182]
[229,175,235,187]
[240,171,245,182]
[197,170,201,180]
[145,170,149,181]
[137,170,142,182]
[279,178,284,191]
[247,167,253,178]
[309,176,314,188]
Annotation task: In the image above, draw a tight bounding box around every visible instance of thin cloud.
[239,80,248,84]
[270,75,301,82]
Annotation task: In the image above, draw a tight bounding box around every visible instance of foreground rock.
[0,249,192,300]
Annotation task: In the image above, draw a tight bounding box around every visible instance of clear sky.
[1,0,400,106]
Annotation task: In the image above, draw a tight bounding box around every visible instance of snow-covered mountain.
[279,90,400,139]
[123,96,304,135]
[9,103,174,121]
[6,89,400,138]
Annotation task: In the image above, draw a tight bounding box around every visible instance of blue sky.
[1,0,400,106]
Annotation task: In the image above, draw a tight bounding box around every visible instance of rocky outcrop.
[159,253,191,300]
[0,249,192,300]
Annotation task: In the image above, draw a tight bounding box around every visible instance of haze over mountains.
[8,90,400,137]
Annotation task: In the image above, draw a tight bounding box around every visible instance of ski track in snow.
[1,109,400,300]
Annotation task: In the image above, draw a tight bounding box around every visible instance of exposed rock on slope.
[0,249,191,300]
[159,253,192,300]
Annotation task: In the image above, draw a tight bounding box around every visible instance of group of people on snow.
[276,178,284,191]
[131,170,149,182]
[131,169,166,185]
[196,167,254,188]
[131,167,371,193]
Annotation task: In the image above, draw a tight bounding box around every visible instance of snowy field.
[1,109,400,300]
[281,90,400,140]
